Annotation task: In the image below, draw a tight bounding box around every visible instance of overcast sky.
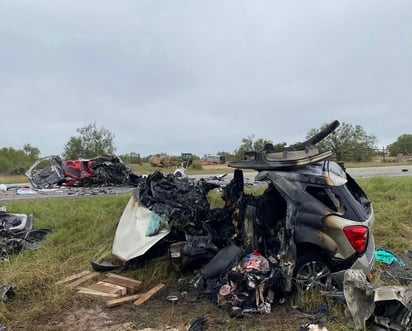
[1,0,411,157]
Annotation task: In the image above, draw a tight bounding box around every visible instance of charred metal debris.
[114,169,288,316]
[0,284,16,302]
[0,206,51,261]
[110,120,388,322]
[112,168,316,318]
[110,168,412,327]
[344,269,412,331]
[25,154,141,189]
[0,207,51,305]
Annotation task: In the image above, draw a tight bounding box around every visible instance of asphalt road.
[195,164,412,182]
[0,164,411,202]
[346,164,412,178]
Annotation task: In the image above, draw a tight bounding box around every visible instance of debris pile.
[0,206,51,260]
[344,269,412,330]
[108,165,412,328]
[0,284,16,302]
[375,248,412,286]
[111,170,292,316]
[214,251,285,317]
[25,154,141,189]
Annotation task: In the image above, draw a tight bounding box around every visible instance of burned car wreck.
[344,269,412,330]
[0,206,50,261]
[111,120,376,316]
[25,154,140,189]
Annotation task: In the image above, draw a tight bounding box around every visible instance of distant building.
[206,155,226,164]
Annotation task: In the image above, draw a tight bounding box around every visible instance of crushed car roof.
[229,120,339,170]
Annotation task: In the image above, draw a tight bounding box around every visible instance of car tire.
[293,252,333,291]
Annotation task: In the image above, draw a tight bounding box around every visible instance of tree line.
[0,122,411,175]
[0,144,40,175]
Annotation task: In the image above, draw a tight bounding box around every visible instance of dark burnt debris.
[118,169,289,316]
[0,206,51,261]
[136,170,233,250]
[111,120,383,323]
[25,154,140,189]
[113,163,412,327]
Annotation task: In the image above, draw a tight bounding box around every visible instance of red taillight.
[343,225,369,254]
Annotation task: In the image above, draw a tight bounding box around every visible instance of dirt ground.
[45,301,323,331]
[30,284,348,331]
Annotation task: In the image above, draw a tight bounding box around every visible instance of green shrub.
[0,156,12,174]
[9,166,26,175]
[191,160,203,170]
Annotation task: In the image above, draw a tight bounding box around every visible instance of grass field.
[0,176,411,330]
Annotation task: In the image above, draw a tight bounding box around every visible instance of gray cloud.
[1,0,411,156]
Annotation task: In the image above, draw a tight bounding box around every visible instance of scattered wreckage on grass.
[0,206,51,310]
[344,269,412,330]
[25,154,140,189]
[0,206,50,261]
[110,120,380,320]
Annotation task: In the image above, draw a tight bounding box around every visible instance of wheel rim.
[295,261,332,290]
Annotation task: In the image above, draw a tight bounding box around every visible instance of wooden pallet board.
[133,283,165,306]
[56,270,91,285]
[106,294,142,308]
[77,287,120,298]
[98,281,127,296]
[58,271,156,306]
[86,282,126,296]
[102,276,141,294]
[64,272,100,289]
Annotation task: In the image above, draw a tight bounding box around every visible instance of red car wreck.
[25,154,140,189]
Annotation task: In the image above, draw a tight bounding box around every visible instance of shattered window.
[306,186,344,214]
[345,176,371,215]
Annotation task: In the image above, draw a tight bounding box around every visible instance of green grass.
[0,177,411,330]
[358,177,412,254]
[0,196,130,328]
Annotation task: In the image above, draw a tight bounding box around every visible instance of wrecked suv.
[228,120,375,291]
[112,120,375,295]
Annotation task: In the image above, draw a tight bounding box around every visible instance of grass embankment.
[0,177,411,330]
[358,177,412,253]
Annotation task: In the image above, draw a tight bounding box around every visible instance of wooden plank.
[106,294,142,308]
[102,276,141,294]
[96,281,127,296]
[106,272,141,283]
[77,287,120,298]
[133,283,165,306]
[65,272,100,289]
[86,282,124,296]
[56,270,91,285]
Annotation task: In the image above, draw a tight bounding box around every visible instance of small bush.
[9,166,26,175]
[0,156,12,174]
[191,160,203,170]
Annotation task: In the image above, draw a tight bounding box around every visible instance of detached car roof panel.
[229,120,339,171]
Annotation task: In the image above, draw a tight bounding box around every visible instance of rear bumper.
[331,235,376,286]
